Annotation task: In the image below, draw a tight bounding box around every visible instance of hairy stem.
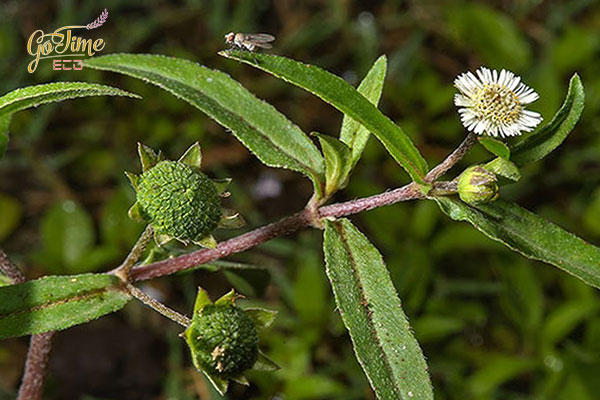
[125,135,475,282]
[126,283,192,327]
[0,248,26,284]
[1,248,54,400]
[114,224,154,281]
[128,184,423,282]
[425,132,477,182]
[428,180,459,196]
[17,332,55,400]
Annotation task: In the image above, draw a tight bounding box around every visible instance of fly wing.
[251,42,273,49]
[245,33,275,43]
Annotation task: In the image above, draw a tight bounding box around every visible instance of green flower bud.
[136,160,222,243]
[457,165,499,205]
[185,303,258,378]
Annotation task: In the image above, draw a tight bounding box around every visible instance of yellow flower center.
[473,84,522,125]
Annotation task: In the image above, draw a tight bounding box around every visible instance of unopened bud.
[457,166,499,205]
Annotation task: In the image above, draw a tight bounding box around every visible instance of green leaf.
[412,315,465,343]
[540,300,600,349]
[434,198,600,289]
[468,354,537,397]
[340,55,387,167]
[511,74,584,166]
[323,219,433,400]
[0,115,10,160]
[84,54,325,195]
[0,273,130,338]
[447,3,531,71]
[313,132,353,197]
[0,82,139,158]
[484,157,521,182]
[220,51,429,184]
[499,261,544,335]
[38,200,96,274]
[478,137,510,159]
[0,193,22,242]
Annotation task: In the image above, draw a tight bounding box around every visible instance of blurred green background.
[1,0,599,399]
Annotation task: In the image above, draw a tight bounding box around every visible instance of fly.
[224,32,275,51]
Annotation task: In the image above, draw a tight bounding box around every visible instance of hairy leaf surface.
[85,54,325,193]
[323,219,433,400]
[221,51,428,184]
[0,273,131,338]
[0,82,138,157]
[435,198,600,289]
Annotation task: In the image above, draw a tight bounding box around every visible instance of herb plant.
[0,48,593,400]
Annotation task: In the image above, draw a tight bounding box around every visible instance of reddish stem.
[425,133,477,182]
[0,248,25,284]
[129,183,424,282]
[17,332,55,400]
[129,210,313,281]
[0,248,54,400]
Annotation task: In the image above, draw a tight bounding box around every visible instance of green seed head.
[185,304,259,378]
[458,165,499,205]
[136,160,222,243]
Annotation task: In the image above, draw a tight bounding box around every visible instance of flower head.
[454,67,542,138]
[126,143,244,248]
[184,288,278,395]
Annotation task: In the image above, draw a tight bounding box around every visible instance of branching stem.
[425,132,477,182]
[125,134,476,282]
[125,283,192,327]
[114,224,154,281]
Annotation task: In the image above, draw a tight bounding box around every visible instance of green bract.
[184,288,278,395]
[126,143,244,247]
[457,165,499,206]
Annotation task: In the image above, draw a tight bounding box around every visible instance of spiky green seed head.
[457,165,499,205]
[136,160,222,243]
[185,303,259,378]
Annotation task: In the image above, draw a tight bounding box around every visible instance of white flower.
[454,67,543,138]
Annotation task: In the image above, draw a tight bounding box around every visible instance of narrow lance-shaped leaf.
[0,82,139,158]
[221,51,429,184]
[511,73,584,166]
[323,219,433,400]
[84,54,326,195]
[434,198,600,289]
[340,55,387,167]
[313,132,353,197]
[0,273,131,339]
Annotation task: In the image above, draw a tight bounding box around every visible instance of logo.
[26,9,108,73]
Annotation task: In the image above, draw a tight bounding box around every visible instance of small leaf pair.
[314,56,388,200]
